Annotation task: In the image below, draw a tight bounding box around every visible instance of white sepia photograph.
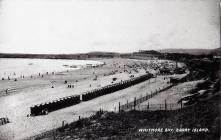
[0,0,220,140]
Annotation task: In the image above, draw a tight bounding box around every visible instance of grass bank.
[33,90,220,140]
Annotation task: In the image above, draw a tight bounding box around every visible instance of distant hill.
[0,48,220,59]
[137,50,161,54]
[87,51,120,57]
[0,51,120,59]
[210,48,221,55]
[87,51,119,55]
[158,48,221,55]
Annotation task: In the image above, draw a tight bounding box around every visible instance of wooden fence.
[136,103,182,111]
[118,83,182,111]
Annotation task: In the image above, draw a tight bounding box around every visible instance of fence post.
[119,102,121,112]
[134,97,136,110]
[165,100,167,110]
[62,120,64,127]
[181,100,183,109]
[127,100,128,109]
[100,108,102,114]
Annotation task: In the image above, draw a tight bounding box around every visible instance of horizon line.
[0,47,219,55]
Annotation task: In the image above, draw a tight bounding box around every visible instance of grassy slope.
[34,90,220,140]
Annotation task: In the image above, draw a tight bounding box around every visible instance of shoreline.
[0,58,104,80]
[0,58,187,140]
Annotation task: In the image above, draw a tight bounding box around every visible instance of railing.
[118,83,177,112]
[136,103,181,111]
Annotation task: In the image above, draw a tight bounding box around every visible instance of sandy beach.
[0,58,187,140]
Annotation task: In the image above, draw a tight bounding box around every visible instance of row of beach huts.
[30,73,154,116]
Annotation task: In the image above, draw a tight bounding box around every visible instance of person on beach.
[68,84,71,88]
[5,89,8,94]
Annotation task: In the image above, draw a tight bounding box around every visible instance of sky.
[0,0,220,54]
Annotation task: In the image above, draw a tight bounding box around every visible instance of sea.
[0,58,103,79]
